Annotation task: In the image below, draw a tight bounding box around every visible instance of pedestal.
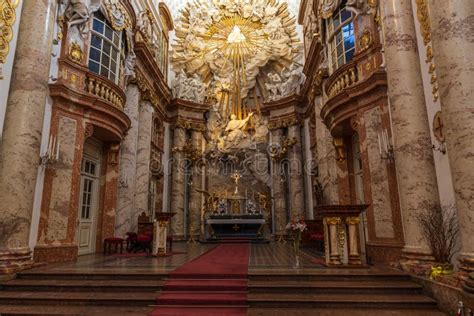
[152,212,176,256]
[317,205,368,267]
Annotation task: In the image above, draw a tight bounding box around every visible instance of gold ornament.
[69,42,83,64]
[0,0,19,66]
[358,28,373,52]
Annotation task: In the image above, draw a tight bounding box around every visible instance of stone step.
[248,292,438,309]
[248,307,446,316]
[0,278,164,292]
[249,279,422,294]
[249,270,411,282]
[17,271,167,281]
[0,291,157,306]
[0,304,153,315]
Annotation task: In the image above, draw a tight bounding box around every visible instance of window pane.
[91,35,102,49]
[111,49,118,61]
[110,60,117,72]
[336,32,343,44]
[346,48,355,63]
[100,67,109,77]
[113,33,120,46]
[103,41,111,55]
[338,56,344,67]
[90,48,100,62]
[337,43,343,57]
[93,19,104,34]
[341,9,351,22]
[88,61,99,74]
[102,54,110,67]
[105,26,113,40]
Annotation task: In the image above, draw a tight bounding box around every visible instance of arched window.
[88,12,124,84]
[326,2,355,72]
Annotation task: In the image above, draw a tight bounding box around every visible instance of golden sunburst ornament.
[172,0,302,117]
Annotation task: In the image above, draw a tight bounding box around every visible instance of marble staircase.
[0,268,446,315]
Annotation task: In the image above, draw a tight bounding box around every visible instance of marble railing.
[325,63,359,99]
[314,204,369,266]
[85,73,125,110]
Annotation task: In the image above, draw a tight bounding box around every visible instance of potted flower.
[286,217,307,267]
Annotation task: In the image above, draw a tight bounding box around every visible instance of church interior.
[0,0,473,315]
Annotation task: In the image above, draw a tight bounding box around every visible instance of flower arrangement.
[286,218,307,267]
[286,218,307,233]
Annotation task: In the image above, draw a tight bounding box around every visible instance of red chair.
[135,232,153,255]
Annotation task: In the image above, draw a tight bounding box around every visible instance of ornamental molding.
[0,0,19,75]
[414,0,439,101]
[268,115,302,131]
[173,117,206,132]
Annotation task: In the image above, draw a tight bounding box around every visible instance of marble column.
[271,129,287,237]
[381,0,440,259]
[170,127,186,238]
[0,0,57,272]
[315,97,339,205]
[115,84,140,237]
[288,125,305,219]
[428,0,474,271]
[188,130,203,239]
[133,101,153,230]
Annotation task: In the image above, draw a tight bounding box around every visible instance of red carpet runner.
[150,244,250,316]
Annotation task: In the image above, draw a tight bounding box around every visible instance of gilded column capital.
[268,116,302,130]
[326,217,341,226]
[346,216,361,225]
[174,118,206,132]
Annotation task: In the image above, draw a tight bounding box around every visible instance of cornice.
[134,42,171,105]
[261,94,302,114]
[170,98,210,114]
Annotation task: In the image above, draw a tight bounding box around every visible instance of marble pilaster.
[381,0,440,259]
[115,84,140,238]
[427,0,474,271]
[188,130,203,238]
[0,0,57,273]
[133,101,153,229]
[288,125,305,219]
[170,127,186,238]
[363,108,395,239]
[271,129,287,236]
[315,98,339,205]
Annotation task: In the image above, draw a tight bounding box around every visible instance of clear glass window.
[88,12,124,84]
[327,5,355,72]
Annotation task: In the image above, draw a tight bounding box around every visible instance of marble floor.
[27,242,328,275]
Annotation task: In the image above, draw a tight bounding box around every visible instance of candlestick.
[51,137,56,159]
[56,139,60,160]
[48,135,53,157]
[377,133,382,156]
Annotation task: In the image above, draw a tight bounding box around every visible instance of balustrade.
[326,65,359,99]
[85,74,125,110]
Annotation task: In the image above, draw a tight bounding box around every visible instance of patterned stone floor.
[27,242,327,275]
